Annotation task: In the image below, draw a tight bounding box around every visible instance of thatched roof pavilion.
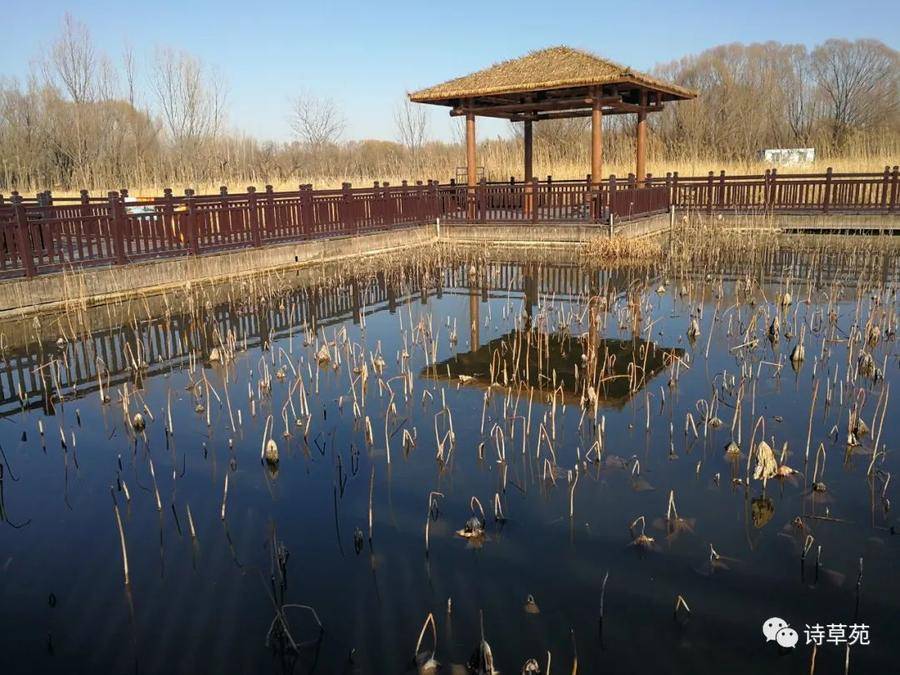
[410,46,696,191]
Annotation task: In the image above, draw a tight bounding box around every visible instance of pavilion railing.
[434,178,669,224]
[0,167,896,279]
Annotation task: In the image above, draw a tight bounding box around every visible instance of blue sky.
[2,0,897,142]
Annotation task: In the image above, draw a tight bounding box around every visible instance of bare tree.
[811,39,900,147]
[395,97,428,152]
[151,47,227,147]
[289,92,345,148]
[122,43,137,108]
[42,13,97,104]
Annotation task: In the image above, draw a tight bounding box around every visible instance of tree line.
[1,14,897,193]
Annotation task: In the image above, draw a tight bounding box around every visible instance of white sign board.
[759,148,816,165]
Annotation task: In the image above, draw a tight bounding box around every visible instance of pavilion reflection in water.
[428,330,681,408]
[429,265,682,407]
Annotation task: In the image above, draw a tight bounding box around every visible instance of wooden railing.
[0,181,442,278]
[434,177,668,224]
[645,166,900,214]
[0,168,896,279]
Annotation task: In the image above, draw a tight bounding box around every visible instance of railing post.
[881,166,891,211]
[706,171,714,214]
[341,182,355,233]
[478,178,486,222]
[428,180,438,220]
[531,177,539,224]
[400,180,408,224]
[416,180,424,224]
[162,188,174,244]
[185,188,200,255]
[108,191,127,265]
[246,186,261,246]
[265,184,275,237]
[300,184,314,237]
[219,186,231,236]
[718,170,726,210]
[608,174,617,221]
[382,182,393,226]
[890,166,899,212]
[80,189,90,221]
[823,167,832,214]
[769,168,778,210]
[12,194,36,278]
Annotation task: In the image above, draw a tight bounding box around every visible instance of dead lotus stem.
[868,384,890,476]
[220,473,229,521]
[148,456,163,512]
[111,487,130,586]
[812,443,827,485]
[746,416,767,483]
[260,415,274,461]
[493,492,505,521]
[804,380,820,464]
[424,491,444,555]
[186,503,197,540]
[470,496,486,523]
[569,468,579,518]
[368,465,375,544]
[666,490,679,520]
[414,612,438,661]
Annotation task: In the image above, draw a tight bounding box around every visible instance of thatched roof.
[410,46,696,105]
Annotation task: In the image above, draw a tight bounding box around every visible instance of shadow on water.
[427,329,683,407]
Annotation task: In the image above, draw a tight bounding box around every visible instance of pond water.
[0,246,897,674]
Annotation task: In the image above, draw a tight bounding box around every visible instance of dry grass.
[584,234,663,261]
[42,152,897,200]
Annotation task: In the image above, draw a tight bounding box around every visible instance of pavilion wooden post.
[635,90,647,186]
[590,89,603,185]
[523,118,534,217]
[466,108,477,222]
[590,88,604,221]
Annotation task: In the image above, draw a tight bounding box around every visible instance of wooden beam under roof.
[450,95,622,117]
[508,104,665,122]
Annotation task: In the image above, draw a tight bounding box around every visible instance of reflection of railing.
[0,271,424,418]
[1,254,896,418]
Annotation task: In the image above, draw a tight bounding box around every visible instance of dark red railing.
[645,166,900,214]
[0,167,896,279]
[0,181,443,279]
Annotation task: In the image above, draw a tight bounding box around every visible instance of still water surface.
[0,250,897,674]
